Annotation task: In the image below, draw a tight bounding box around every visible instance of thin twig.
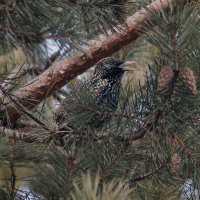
[0,86,50,130]
[0,64,33,93]
[10,160,16,190]
[129,158,169,182]
[10,138,16,192]
[64,151,77,200]
[100,142,131,178]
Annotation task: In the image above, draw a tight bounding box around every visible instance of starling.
[54,57,137,129]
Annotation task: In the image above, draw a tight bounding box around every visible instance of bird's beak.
[119,61,138,72]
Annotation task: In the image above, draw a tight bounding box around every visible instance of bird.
[54,57,137,130]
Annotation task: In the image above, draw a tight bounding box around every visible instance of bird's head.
[94,57,137,81]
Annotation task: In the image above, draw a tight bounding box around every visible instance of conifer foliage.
[0,0,199,200]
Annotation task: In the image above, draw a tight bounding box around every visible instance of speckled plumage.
[55,57,126,129]
[87,57,125,112]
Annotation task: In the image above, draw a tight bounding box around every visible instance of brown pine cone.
[170,153,181,174]
[179,66,197,95]
[157,66,174,91]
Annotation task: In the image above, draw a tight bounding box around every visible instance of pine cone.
[170,153,181,174]
[157,66,174,91]
[179,66,197,95]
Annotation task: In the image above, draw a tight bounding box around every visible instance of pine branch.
[0,126,48,143]
[1,50,60,87]
[1,89,50,130]
[129,158,169,182]
[100,142,130,178]
[10,140,16,192]
[0,64,33,93]
[0,108,162,145]
[0,24,42,39]
[77,105,134,119]
[16,120,42,129]
[0,50,60,97]
[64,151,77,200]
[4,0,175,123]
[170,134,200,167]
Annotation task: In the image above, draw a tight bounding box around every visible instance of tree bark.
[6,0,173,122]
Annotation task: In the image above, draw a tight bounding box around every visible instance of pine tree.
[0,0,199,199]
